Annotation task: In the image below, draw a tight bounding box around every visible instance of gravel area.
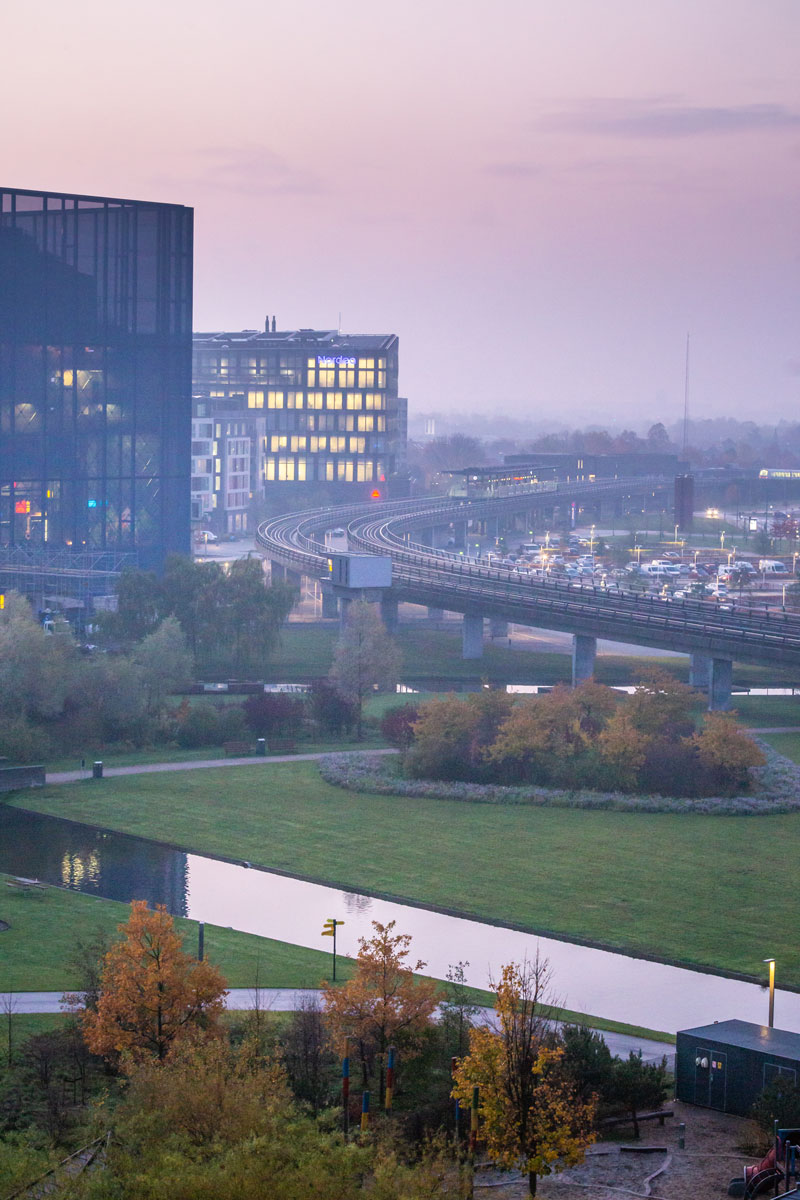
[471,1101,758,1199]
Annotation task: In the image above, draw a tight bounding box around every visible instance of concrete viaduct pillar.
[489,617,509,638]
[689,652,711,691]
[462,614,484,659]
[708,658,733,712]
[320,581,338,619]
[427,606,444,622]
[380,593,399,634]
[572,634,597,686]
[270,560,285,581]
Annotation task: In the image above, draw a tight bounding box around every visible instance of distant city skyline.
[3,0,798,426]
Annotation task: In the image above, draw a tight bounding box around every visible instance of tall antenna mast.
[682,332,690,459]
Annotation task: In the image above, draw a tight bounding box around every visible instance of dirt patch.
[0,919,9,932]
[472,1101,758,1199]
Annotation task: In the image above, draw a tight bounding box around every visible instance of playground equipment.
[729,1127,800,1198]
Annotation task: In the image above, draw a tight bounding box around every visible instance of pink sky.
[3,0,799,428]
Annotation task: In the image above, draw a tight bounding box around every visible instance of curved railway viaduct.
[257,479,800,710]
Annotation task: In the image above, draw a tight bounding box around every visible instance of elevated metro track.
[256,480,800,682]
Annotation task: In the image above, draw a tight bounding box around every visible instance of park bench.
[268,737,297,754]
[6,876,46,891]
[601,1109,674,1131]
[222,741,252,757]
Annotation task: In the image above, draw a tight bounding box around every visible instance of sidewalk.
[2,990,674,1063]
[47,748,398,784]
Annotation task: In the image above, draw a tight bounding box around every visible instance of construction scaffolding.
[0,546,136,617]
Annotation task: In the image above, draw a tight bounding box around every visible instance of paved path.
[3,990,674,1063]
[46,748,398,784]
[744,727,800,734]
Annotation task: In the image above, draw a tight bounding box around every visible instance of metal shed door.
[695,1047,727,1109]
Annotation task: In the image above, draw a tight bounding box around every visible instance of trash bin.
[92,761,103,779]
[256,738,266,756]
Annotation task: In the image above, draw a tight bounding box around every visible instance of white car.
[194,529,218,543]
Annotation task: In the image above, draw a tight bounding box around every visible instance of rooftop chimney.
[271,315,276,333]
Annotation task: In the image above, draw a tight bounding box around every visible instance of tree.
[560,1024,615,1107]
[452,958,595,1197]
[132,616,193,714]
[82,901,228,1066]
[610,1051,669,1138]
[404,691,511,781]
[692,712,765,794]
[0,591,79,722]
[329,599,402,739]
[323,920,438,1104]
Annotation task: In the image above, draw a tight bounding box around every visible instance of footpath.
[46,747,398,784]
[2,989,674,1064]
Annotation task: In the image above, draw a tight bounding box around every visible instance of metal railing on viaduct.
[256,479,800,708]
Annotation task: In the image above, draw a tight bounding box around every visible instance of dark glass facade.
[0,187,193,570]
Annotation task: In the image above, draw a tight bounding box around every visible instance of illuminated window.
[318,363,335,387]
[307,358,316,386]
[338,361,355,387]
[264,458,275,481]
[365,393,384,410]
[296,456,307,481]
[325,460,334,481]
[357,414,374,432]
[278,457,295,481]
[267,391,285,408]
[270,435,288,452]
[337,460,354,482]
[310,436,327,453]
[248,390,264,408]
[377,357,387,388]
[325,392,343,410]
[349,436,365,454]
[307,391,322,410]
[290,436,307,452]
[329,436,345,453]
[287,392,304,409]
[346,392,363,410]
[376,414,386,431]
[358,358,375,388]
[357,460,374,482]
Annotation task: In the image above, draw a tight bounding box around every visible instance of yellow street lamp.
[763,958,776,1027]
[674,523,679,543]
[720,531,725,550]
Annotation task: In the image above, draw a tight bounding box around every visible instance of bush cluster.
[392,674,764,798]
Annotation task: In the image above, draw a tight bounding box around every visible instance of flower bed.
[318,740,800,815]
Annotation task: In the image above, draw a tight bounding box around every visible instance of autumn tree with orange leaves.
[82,901,228,1067]
[323,920,438,1105]
[452,956,595,1197]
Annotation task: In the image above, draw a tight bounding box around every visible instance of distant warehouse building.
[191,323,408,534]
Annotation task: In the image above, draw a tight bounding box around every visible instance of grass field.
[9,760,800,989]
[271,623,800,689]
[730,696,800,727]
[0,872,355,992]
[762,733,800,762]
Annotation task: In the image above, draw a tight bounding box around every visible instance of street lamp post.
[763,958,776,1027]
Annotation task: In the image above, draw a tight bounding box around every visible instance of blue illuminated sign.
[317,355,356,367]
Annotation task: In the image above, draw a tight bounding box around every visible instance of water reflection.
[2,806,798,1035]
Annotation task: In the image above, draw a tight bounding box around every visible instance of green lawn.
[730,696,800,728]
[9,760,800,989]
[0,873,355,992]
[762,733,800,762]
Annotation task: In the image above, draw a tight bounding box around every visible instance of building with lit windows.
[191,324,407,533]
[0,186,193,578]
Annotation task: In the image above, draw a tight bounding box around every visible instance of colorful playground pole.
[470,1086,479,1156]
[361,1090,370,1132]
[342,1040,351,1135]
[451,1057,461,1141]
[385,1047,396,1112]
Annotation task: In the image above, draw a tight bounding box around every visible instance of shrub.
[0,717,51,764]
[175,702,221,748]
[380,704,420,749]
[243,693,305,737]
[308,680,357,735]
[752,1076,800,1134]
[216,704,250,744]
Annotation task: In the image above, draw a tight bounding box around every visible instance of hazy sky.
[3,0,798,428]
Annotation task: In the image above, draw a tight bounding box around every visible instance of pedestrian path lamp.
[322,917,344,980]
[764,958,776,1027]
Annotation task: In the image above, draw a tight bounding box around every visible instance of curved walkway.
[46,748,398,785]
[2,990,673,1063]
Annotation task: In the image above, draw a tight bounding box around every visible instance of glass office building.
[0,187,193,571]
[192,325,407,532]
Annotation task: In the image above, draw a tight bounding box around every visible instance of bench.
[601,1109,674,1130]
[268,737,297,754]
[222,741,252,757]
